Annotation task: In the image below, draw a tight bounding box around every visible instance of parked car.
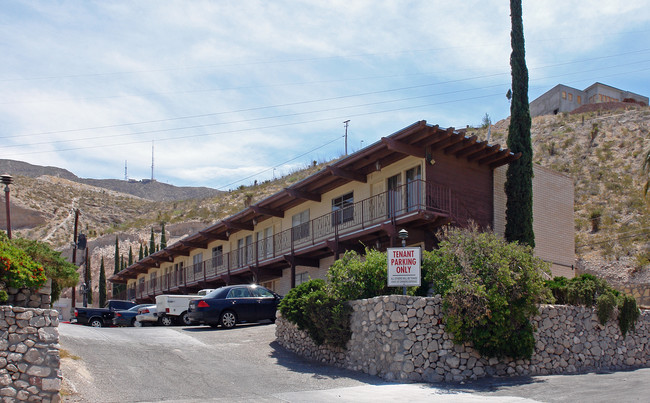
[112,304,153,327]
[135,305,159,327]
[188,285,282,329]
[74,300,137,327]
[156,289,215,326]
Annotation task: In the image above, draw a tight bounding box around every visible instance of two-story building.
[110,120,574,302]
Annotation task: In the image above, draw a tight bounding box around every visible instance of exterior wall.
[427,151,493,228]
[0,306,61,401]
[531,83,648,117]
[530,84,584,117]
[276,295,650,383]
[494,165,575,278]
[5,280,53,309]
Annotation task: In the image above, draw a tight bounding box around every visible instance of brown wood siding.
[426,150,493,228]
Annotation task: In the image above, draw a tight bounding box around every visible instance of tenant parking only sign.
[387,247,421,287]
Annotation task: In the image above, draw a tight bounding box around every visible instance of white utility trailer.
[156,289,213,326]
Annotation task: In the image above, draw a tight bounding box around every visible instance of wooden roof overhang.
[112,120,519,284]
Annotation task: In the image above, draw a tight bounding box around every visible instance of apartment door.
[406,165,422,212]
[387,174,402,217]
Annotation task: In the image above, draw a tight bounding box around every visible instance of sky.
[1,1,649,190]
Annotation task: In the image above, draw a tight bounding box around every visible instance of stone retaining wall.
[5,280,52,309]
[276,295,649,383]
[0,306,61,402]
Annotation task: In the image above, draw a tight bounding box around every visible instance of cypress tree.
[144,245,149,257]
[99,257,106,307]
[505,0,535,248]
[113,236,120,295]
[128,246,133,266]
[160,222,167,249]
[149,228,155,254]
[139,243,144,260]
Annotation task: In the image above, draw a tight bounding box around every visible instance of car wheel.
[220,311,237,329]
[179,311,192,326]
[89,318,103,328]
[160,316,174,326]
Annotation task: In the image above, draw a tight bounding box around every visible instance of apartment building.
[110,120,574,302]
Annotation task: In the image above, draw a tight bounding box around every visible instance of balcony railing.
[129,180,456,300]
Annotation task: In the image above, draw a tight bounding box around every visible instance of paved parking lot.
[59,323,650,402]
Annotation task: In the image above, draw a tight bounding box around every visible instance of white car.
[135,305,159,327]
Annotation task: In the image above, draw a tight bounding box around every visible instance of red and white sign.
[387,247,421,287]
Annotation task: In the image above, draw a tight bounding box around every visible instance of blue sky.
[1,1,649,189]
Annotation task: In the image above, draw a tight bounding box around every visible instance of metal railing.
[129,180,456,300]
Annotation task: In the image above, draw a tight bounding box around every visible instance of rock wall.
[0,306,61,402]
[5,280,52,309]
[276,295,649,383]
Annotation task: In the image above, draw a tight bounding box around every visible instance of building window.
[387,173,403,216]
[150,271,157,288]
[295,272,310,286]
[292,209,310,241]
[568,93,573,101]
[257,227,273,259]
[405,165,422,211]
[193,253,203,274]
[332,192,354,225]
[562,91,566,99]
[577,95,581,104]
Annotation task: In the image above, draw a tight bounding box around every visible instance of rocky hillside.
[0,159,224,202]
[1,106,648,303]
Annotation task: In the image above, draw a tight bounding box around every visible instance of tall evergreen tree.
[128,246,133,266]
[504,0,535,247]
[99,257,106,307]
[113,236,120,295]
[160,222,167,249]
[144,245,149,257]
[139,243,144,260]
[643,148,649,203]
[149,228,155,254]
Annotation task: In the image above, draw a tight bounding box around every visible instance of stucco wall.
[276,295,649,383]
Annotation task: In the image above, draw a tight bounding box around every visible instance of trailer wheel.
[160,316,174,326]
[179,311,192,326]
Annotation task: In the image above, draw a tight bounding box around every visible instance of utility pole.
[343,120,350,156]
[1,174,13,239]
[71,209,80,310]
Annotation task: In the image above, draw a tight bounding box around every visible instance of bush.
[278,279,326,331]
[618,294,641,337]
[566,274,611,306]
[0,232,47,291]
[545,276,569,304]
[304,290,351,348]
[327,248,392,300]
[426,226,552,359]
[596,292,617,325]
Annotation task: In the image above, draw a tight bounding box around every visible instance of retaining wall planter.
[276,295,649,383]
[0,306,61,402]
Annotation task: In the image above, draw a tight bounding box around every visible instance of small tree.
[139,243,144,260]
[160,222,167,249]
[149,228,155,254]
[113,236,120,295]
[99,257,106,307]
[643,148,649,203]
[128,246,133,266]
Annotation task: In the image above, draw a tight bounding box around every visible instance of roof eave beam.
[381,137,426,158]
[250,205,284,218]
[285,188,321,202]
[224,220,255,232]
[327,166,367,183]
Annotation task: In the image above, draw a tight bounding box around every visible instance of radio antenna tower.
[151,140,155,181]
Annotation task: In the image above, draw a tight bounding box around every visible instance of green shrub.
[327,248,393,300]
[596,292,617,325]
[618,294,641,337]
[278,279,326,331]
[545,276,569,304]
[426,227,552,359]
[566,274,612,306]
[0,232,47,291]
[304,290,352,348]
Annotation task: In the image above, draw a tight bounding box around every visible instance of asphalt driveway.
[59,323,650,402]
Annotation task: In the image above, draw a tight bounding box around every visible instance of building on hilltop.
[530,82,648,117]
[109,120,574,302]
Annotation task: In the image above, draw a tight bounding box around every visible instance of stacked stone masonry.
[0,306,61,402]
[276,295,649,383]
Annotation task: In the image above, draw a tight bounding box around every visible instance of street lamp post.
[398,228,409,295]
[1,174,13,239]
